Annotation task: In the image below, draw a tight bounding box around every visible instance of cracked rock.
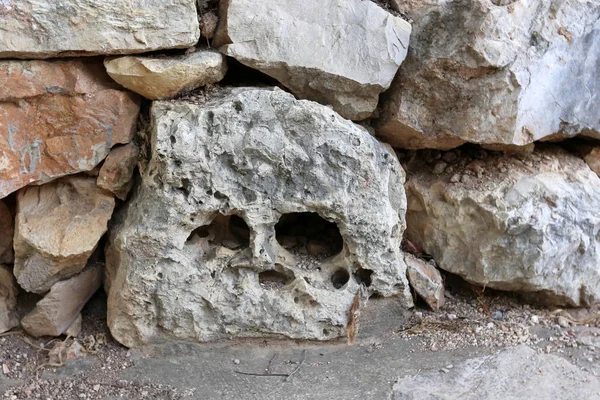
[379,0,600,149]
[106,87,412,347]
[404,145,600,306]
[214,0,411,120]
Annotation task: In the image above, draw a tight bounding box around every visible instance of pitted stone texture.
[0,59,140,198]
[21,264,102,337]
[0,265,19,334]
[97,143,139,200]
[404,145,600,306]
[107,87,412,347]
[585,147,600,178]
[104,51,227,100]
[214,0,411,121]
[14,176,115,294]
[0,201,13,264]
[0,0,199,59]
[379,0,600,149]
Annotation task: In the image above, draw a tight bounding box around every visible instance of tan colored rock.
[97,144,139,200]
[584,148,600,178]
[0,0,199,59]
[104,51,227,100]
[0,265,19,334]
[14,176,115,294]
[0,201,13,264]
[405,254,445,311]
[0,59,140,198]
[21,264,102,337]
[64,314,83,338]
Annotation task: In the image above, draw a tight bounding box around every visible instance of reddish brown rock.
[97,143,139,200]
[0,59,140,198]
[21,264,102,337]
[0,201,13,264]
[405,254,445,311]
[14,176,115,293]
[0,265,19,334]
[584,148,600,178]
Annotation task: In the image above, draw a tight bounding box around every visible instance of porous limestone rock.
[404,145,600,306]
[104,51,227,100]
[0,201,13,264]
[0,265,19,334]
[405,254,445,310]
[0,59,140,198]
[97,143,139,200]
[379,0,600,149]
[106,87,412,347]
[214,0,411,121]
[14,176,115,294]
[21,264,102,337]
[0,0,199,58]
[584,147,600,178]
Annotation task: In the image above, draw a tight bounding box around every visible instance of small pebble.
[531,315,540,324]
[491,311,504,320]
[447,313,457,321]
[233,359,240,365]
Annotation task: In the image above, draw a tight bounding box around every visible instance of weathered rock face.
[0,0,199,58]
[214,0,411,121]
[21,264,102,337]
[107,87,412,347]
[0,265,19,334]
[97,143,139,200]
[14,176,115,294]
[379,0,600,149]
[405,254,445,310]
[404,145,600,306]
[584,147,600,178]
[0,59,140,198]
[104,51,228,100]
[0,201,14,264]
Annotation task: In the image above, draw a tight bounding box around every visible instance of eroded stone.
[107,87,412,347]
[214,0,411,120]
[14,176,115,293]
[379,0,600,149]
[0,265,19,334]
[0,59,140,198]
[104,51,227,100]
[404,145,600,306]
[0,0,199,58]
[97,143,140,200]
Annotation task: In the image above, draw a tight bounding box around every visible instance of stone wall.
[0,0,599,346]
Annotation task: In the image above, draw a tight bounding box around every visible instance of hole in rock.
[186,214,250,250]
[331,268,350,289]
[275,212,343,261]
[259,269,293,290]
[353,268,373,287]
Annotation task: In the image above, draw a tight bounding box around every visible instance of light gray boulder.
[214,0,411,121]
[379,0,600,149]
[106,87,412,347]
[0,0,199,58]
[404,145,600,306]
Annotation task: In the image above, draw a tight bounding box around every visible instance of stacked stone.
[0,0,599,347]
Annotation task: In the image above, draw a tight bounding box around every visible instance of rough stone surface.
[392,345,600,400]
[404,145,600,306]
[214,0,411,120]
[0,59,140,198]
[14,176,115,294]
[64,313,83,338]
[0,201,13,264]
[107,87,412,347]
[0,0,199,59]
[379,0,600,149]
[21,264,102,337]
[97,143,139,200]
[104,51,227,100]
[584,147,600,178]
[0,265,19,334]
[405,254,445,310]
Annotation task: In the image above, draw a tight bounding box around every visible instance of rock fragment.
[97,143,140,200]
[107,87,412,346]
[214,0,411,120]
[584,148,600,178]
[14,176,114,293]
[21,265,102,337]
[0,59,140,198]
[104,51,227,100]
[0,201,13,264]
[405,254,445,310]
[404,145,600,306]
[0,265,19,334]
[0,0,199,58]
